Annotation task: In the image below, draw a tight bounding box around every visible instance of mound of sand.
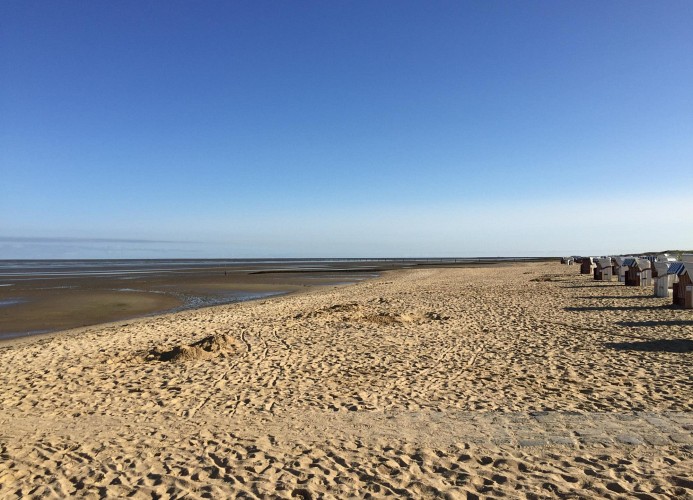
[358,309,446,324]
[148,333,238,362]
[359,312,401,325]
[400,310,446,323]
[293,302,361,319]
[298,301,448,326]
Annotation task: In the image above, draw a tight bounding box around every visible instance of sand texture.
[0,263,691,498]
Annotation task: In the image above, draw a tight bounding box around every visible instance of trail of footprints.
[2,429,690,498]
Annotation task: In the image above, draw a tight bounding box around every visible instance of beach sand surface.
[0,262,691,498]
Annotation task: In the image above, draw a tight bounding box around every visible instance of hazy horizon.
[2,1,692,259]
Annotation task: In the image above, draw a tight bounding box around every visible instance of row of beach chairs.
[563,254,693,309]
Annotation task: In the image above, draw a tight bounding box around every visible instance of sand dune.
[1,262,691,498]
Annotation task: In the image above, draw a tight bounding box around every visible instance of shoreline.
[0,268,405,349]
[0,277,349,348]
[0,290,292,348]
[0,259,551,343]
[0,261,385,342]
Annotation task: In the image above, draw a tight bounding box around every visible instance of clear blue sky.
[1,1,692,258]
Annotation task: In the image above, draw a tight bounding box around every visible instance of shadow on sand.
[604,339,693,353]
[565,305,671,312]
[562,284,623,288]
[616,320,693,328]
[576,295,654,300]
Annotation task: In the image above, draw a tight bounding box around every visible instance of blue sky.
[1,1,692,258]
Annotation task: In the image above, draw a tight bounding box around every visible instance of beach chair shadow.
[564,305,671,312]
[603,339,693,353]
[616,320,693,328]
[576,295,654,300]
[562,284,623,288]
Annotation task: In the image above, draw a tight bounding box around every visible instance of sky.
[1,1,692,258]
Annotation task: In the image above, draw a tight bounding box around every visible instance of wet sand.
[0,262,691,498]
[0,290,182,338]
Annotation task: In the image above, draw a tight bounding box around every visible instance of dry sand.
[0,262,691,498]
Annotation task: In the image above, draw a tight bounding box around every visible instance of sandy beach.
[0,262,691,498]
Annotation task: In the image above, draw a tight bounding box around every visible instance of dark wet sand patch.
[0,290,182,340]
